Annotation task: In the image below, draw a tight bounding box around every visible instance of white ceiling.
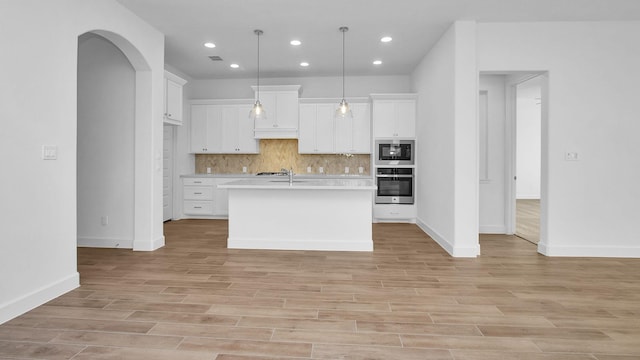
[116,0,640,80]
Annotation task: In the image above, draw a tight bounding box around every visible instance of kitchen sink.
[268,179,307,183]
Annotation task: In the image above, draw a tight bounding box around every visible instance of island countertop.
[218,178,376,191]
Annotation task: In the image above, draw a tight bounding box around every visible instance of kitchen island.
[218,178,376,251]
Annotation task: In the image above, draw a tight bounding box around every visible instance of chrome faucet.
[280,168,294,184]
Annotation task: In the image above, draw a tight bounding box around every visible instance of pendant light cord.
[341,27,347,100]
[254,29,262,102]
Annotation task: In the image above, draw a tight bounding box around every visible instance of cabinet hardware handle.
[194,192,202,195]
[194,181,202,184]
[194,206,202,209]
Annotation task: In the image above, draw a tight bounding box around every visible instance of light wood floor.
[516,199,540,244]
[2,220,640,359]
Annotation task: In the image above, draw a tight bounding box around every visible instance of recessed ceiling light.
[373,60,382,65]
[290,40,302,46]
[204,42,216,48]
[300,62,309,67]
[380,36,392,43]
[230,63,239,69]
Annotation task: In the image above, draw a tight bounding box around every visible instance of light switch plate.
[42,145,57,160]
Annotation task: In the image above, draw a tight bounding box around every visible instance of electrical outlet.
[565,152,579,161]
[242,166,247,173]
[206,167,211,174]
[319,167,324,173]
[101,216,108,226]
[358,167,364,174]
[307,166,312,173]
[344,167,349,174]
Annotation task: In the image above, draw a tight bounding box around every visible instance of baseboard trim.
[0,272,79,325]
[538,242,640,258]
[416,218,480,257]
[133,235,165,251]
[479,225,507,234]
[416,218,454,256]
[228,237,374,252]
[77,236,133,249]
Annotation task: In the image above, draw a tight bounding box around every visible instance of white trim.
[0,273,79,325]
[416,218,454,255]
[190,98,254,105]
[417,218,480,257]
[133,235,165,251]
[516,195,540,200]
[77,236,133,249]
[479,225,507,234]
[228,237,373,252]
[538,243,640,258]
[164,70,187,86]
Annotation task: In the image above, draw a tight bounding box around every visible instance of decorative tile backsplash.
[195,139,370,175]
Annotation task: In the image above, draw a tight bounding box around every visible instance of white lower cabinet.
[373,204,416,222]
[182,176,246,218]
[183,178,215,216]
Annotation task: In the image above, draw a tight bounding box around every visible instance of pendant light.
[249,29,266,120]
[336,26,353,119]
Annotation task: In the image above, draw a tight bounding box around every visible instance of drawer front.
[183,186,213,200]
[183,200,214,215]
[373,205,416,219]
[183,177,214,186]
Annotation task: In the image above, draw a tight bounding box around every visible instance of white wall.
[478,21,640,257]
[190,75,411,99]
[0,0,164,324]
[77,34,135,247]
[479,75,507,233]
[516,77,542,199]
[411,21,479,257]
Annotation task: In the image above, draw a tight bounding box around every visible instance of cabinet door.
[373,101,396,138]
[165,78,183,122]
[315,105,335,152]
[298,104,317,153]
[221,106,240,152]
[334,114,353,153]
[299,104,335,153]
[205,105,224,153]
[395,100,416,138]
[253,92,277,130]
[275,92,299,130]
[190,105,209,152]
[236,104,259,153]
[351,103,371,153]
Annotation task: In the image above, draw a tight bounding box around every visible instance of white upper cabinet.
[190,104,221,153]
[371,94,417,138]
[252,85,300,139]
[190,101,259,154]
[299,101,371,154]
[298,104,335,153]
[335,102,371,154]
[164,70,187,125]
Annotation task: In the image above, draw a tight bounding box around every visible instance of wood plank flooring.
[516,199,540,244]
[2,220,640,359]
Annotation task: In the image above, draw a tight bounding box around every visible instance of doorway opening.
[77,29,157,250]
[514,76,542,244]
[477,71,548,252]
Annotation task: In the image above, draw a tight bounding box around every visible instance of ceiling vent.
[208,55,223,61]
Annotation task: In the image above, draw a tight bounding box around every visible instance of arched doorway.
[76,30,162,251]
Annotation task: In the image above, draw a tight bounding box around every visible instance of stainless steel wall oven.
[375,167,414,204]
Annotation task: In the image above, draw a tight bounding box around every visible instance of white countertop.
[182,173,372,179]
[218,178,376,190]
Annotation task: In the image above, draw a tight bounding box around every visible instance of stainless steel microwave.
[375,140,414,165]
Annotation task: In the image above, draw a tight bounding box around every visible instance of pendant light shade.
[336,26,352,119]
[250,29,266,120]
